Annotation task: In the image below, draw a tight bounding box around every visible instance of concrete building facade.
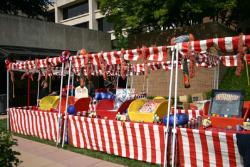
[48,0,115,40]
[0,14,111,53]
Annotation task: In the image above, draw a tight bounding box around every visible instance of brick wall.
[129,67,216,96]
[128,22,235,96]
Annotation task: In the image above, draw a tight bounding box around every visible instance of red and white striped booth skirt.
[8,107,245,166]
[68,115,166,165]
[177,128,243,167]
[9,107,59,142]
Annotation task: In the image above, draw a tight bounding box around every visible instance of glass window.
[97,1,101,10]
[63,1,89,20]
[74,22,89,28]
[97,18,114,32]
[47,11,55,22]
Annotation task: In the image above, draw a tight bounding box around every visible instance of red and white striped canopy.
[7,57,62,71]
[177,35,250,53]
[6,35,250,72]
[71,45,169,67]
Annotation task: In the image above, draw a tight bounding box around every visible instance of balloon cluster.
[95,92,115,100]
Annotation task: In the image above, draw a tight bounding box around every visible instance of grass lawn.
[220,66,250,100]
[0,118,160,167]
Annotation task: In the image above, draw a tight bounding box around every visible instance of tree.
[0,0,53,19]
[0,130,21,167]
[99,0,250,36]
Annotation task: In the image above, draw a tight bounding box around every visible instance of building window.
[97,18,114,32]
[97,1,101,10]
[74,22,89,28]
[63,1,89,20]
[47,11,55,22]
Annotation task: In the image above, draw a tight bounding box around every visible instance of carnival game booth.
[128,97,169,123]
[6,55,67,142]
[65,35,250,167]
[169,34,250,167]
[62,45,175,165]
[6,34,250,166]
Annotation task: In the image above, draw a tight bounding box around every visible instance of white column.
[88,0,98,30]
[55,2,63,23]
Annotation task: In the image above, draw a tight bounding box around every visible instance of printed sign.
[209,90,244,117]
[114,88,135,110]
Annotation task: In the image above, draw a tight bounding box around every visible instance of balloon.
[164,113,189,126]
[177,113,189,125]
[95,92,115,100]
[164,115,175,126]
[101,92,106,99]
[67,105,76,115]
[95,92,102,100]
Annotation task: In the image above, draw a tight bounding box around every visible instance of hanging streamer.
[99,52,108,80]
[120,49,128,80]
[171,34,194,88]
[183,58,190,88]
[236,33,246,76]
[5,60,15,98]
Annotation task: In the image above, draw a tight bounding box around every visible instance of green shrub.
[0,129,21,167]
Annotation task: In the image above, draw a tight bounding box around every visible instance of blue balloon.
[164,115,175,126]
[177,113,189,125]
[95,92,102,100]
[101,92,106,99]
[67,105,76,115]
[164,113,189,126]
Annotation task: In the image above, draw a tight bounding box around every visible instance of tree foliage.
[0,0,52,19]
[100,0,250,36]
[0,129,21,167]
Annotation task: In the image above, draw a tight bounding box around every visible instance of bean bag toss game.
[39,96,59,111]
[128,97,169,123]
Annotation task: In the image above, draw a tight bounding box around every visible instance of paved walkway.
[13,136,125,167]
[0,114,7,120]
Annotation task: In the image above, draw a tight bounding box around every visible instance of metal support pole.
[116,66,120,89]
[213,66,217,89]
[216,63,220,89]
[56,63,65,146]
[146,77,149,95]
[62,59,72,147]
[245,57,250,85]
[27,76,30,106]
[131,68,134,89]
[37,72,41,107]
[6,71,9,131]
[163,46,175,167]
[71,73,74,96]
[126,70,129,90]
[171,47,179,167]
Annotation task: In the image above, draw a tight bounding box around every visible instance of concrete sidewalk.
[13,136,125,167]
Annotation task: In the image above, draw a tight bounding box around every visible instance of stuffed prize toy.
[202,118,212,129]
